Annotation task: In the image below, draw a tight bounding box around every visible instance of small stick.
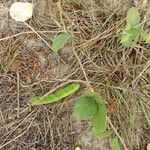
[16,72,20,118]
[108,118,128,150]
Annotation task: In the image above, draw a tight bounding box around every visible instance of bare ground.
[0,0,150,150]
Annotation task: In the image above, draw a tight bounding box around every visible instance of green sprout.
[74,91,111,138]
[121,7,150,47]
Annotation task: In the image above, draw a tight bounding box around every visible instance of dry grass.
[0,0,150,150]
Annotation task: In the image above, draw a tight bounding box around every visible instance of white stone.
[9,2,33,22]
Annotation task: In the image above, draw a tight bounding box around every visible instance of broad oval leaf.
[30,83,80,105]
[52,32,72,52]
[74,96,98,120]
[112,138,121,150]
[127,7,140,26]
[92,103,107,132]
[92,128,112,138]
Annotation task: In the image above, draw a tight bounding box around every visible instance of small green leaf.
[92,128,112,138]
[121,26,141,47]
[74,96,98,120]
[124,24,132,31]
[112,138,121,150]
[121,34,133,47]
[52,32,72,52]
[127,7,140,26]
[121,7,141,47]
[126,26,142,36]
[92,103,107,132]
[30,83,80,105]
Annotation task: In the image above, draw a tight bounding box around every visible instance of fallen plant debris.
[0,0,149,149]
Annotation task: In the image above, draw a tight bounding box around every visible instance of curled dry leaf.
[9,2,33,22]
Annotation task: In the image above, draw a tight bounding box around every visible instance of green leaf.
[74,96,98,120]
[92,128,112,138]
[83,91,104,104]
[92,103,107,132]
[112,138,121,150]
[121,24,141,44]
[127,7,140,26]
[30,83,80,105]
[121,34,133,47]
[121,7,142,47]
[52,32,72,52]
[126,26,142,36]
[124,24,132,31]
[121,26,141,47]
